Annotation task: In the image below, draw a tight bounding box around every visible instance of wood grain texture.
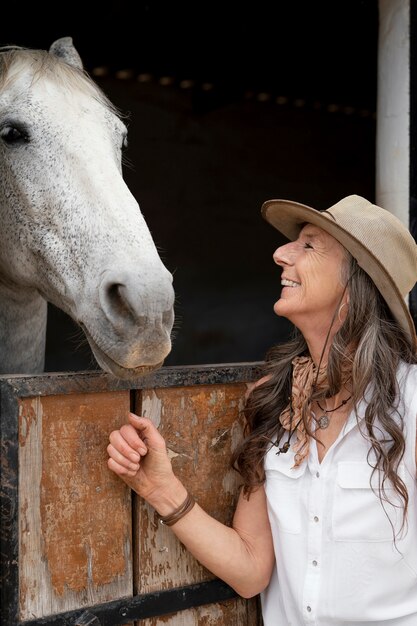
[135,595,259,625]
[12,374,261,624]
[134,384,259,624]
[19,392,133,619]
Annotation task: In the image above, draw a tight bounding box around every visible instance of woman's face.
[273,224,348,331]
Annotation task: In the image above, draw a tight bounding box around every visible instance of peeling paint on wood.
[2,368,262,625]
[19,392,133,619]
[134,384,259,624]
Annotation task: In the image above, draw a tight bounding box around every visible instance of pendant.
[317,414,330,429]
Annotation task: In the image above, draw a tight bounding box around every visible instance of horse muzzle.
[77,269,175,378]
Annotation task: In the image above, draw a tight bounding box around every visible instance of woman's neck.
[303,330,338,367]
[294,313,343,367]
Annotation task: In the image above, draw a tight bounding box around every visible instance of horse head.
[0,37,175,378]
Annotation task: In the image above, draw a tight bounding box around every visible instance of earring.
[338,301,348,323]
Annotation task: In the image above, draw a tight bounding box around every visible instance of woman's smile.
[281,278,300,288]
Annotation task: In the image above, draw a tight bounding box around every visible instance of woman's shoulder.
[397,360,417,375]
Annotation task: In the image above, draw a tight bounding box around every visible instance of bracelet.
[159,491,196,526]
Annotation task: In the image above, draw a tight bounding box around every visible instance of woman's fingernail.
[139,447,147,455]
[130,453,140,462]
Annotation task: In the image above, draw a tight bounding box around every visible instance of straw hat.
[261,194,417,348]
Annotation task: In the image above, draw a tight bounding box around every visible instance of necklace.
[315,396,352,429]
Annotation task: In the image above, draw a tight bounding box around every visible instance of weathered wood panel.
[135,596,260,625]
[1,366,262,624]
[19,391,133,620]
[134,383,258,624]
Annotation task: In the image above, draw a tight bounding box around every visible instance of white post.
[376,0,410,225]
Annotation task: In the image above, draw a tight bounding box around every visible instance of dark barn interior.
[0,1,378,371]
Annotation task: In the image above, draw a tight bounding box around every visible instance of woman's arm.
[107,413,275,598]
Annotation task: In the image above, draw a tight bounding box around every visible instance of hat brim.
[262,199,417,348]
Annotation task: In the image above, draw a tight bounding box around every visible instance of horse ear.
[49,37,83,70]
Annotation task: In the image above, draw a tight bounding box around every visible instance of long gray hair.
[232,254,416,525]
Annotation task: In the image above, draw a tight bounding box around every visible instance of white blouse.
[261,362,417,625]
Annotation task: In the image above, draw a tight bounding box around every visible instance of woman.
[107,194,417,625]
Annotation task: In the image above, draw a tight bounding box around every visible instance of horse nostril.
[100,272,175,332]
[106,283,134,319]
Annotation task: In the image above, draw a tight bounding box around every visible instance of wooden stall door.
[1,364,262,625]
[134,383,259,625]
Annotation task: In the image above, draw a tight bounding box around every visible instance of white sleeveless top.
[261,362,417,625]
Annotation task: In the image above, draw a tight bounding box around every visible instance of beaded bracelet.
[159,491,196,526]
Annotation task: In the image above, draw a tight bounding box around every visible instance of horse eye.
[0,125,29,145]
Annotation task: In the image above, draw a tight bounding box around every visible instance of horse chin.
[84,330,164,379]
[94,349,164,379]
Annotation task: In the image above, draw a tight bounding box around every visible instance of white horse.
[0,37,174,378]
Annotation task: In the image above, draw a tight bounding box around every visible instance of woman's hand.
[107,413,178,506]
[108,414,275,597]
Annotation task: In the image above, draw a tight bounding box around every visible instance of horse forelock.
[0,48,121,118]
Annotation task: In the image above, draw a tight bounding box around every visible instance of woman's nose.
[273,242,295,266]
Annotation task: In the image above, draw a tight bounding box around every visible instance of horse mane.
[0,47,121,117]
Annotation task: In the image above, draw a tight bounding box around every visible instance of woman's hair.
[232,254,417,525]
